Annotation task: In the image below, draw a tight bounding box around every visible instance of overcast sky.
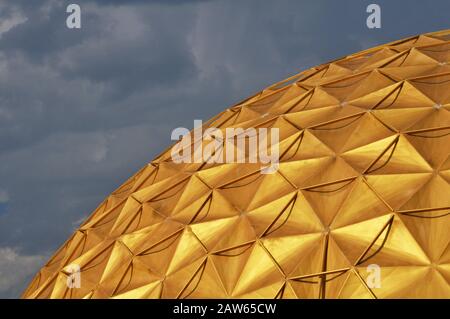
[0,0,448,298]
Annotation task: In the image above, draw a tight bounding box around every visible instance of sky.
[0,0,448,298]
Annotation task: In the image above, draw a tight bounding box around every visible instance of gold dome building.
[23,30,450,299]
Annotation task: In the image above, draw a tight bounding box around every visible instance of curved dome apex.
[23,30,450,299]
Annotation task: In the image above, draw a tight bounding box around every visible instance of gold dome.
[23,30,450,299]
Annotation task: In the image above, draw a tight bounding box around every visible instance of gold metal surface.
[23,30,450,299]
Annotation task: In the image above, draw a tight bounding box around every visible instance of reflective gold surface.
[23,30,450,299]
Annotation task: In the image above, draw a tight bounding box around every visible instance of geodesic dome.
[23,29,450,299]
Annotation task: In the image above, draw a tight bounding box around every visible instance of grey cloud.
[57,4,199,96]
[0,247,47,298]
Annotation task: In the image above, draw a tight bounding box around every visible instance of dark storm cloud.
[0,0,448,297]
[57,5,199,96]
[0,1,202,154]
